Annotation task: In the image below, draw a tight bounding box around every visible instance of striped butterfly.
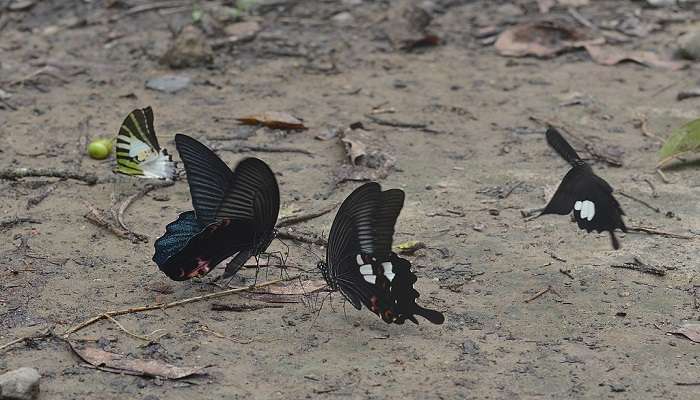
[115,107,177,180]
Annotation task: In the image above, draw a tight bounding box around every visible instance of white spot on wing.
[384,272,395,281]
[574,200,595,221]
[359,265,373,275]
[356,254,363,265]
[574,201,583,211]
[363,275,376,284]
[381,262,393,274]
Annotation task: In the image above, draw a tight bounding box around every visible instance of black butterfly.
[317,182,444,325]
[153,134,280,281]
[540,127,626,249]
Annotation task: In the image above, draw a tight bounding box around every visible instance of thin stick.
[26,181,61,209]
[0,168,98,185]
[277,230,327,246]
[643,178,658,198]
[611,258,666,276]
[0,328,54,352]
[0,217,40,230]
[62,276,296,337]
[618,191,660,213]
[112,0,187,20]
[216,144,313,156]
[656,168,670,183]
[364,114,441,133]
[103,314,164,342]
[635,113,663,142]
[276,202,338,228]
[84,202,148,242]
[525,286,554,303]
[117,181,175,231]
[627,225,693,240]
[559,269,574,280]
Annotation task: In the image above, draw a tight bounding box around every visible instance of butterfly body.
[115,107,177,180]
[318,182,444,325]
[540,128,626,249]
[153,134,279,281]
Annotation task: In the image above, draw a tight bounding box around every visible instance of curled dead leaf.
[341,136,367,166]
[70,343,205,379]
[495,20,600,58]
[336,128,396,183]
[584,44,686,70]
[236,111,306,130]
[384,1,439,50]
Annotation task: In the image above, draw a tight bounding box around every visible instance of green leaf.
[236,0,257,12]
[658,117,700,168]
[191,5,203,23]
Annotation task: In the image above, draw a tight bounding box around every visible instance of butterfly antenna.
[545,127,583,167]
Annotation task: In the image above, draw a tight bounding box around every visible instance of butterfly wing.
[115,107,176,179]
[545,127,583,167]
[541,166,626,249]
[163,134,279,280]
[325,183,443,324]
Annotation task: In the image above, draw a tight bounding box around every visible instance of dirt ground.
[1,1,700,399]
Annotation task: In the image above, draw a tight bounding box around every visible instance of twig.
[276,202,338,228]
[364,114,441,133]
[216,144,313,156]
[611,257,666,276]
[0,167,98,185]
[643,178,658,198]
[0,328,54,352]
[211,303,283,312]
[559,269,574,280]
[675,382,700,386]
[84,202,148,242]
[525,286,557,303]
[618,191,660,213]
[117,181,175,231]
[277,229,327,246]
[0,216,40,231]
[103,314,165,342]
[568,8,597,30]
[501,181,523,199]
[62,276,297,337]
[634,113,663,142]
[26,181,61,209]
[627,226,693,240]
[544,250,566,263]
[11,66,70,86]
[656,168,670,183]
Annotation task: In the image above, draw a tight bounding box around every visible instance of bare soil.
[1,1,699,399]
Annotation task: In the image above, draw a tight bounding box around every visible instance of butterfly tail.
[411,305,445,325]
[546,127,582,167]
[610,231,620,250]
[221,249,253,279]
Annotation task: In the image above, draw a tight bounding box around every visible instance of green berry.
[87,138,112,160]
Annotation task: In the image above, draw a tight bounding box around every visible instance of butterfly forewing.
[116,107,176,179]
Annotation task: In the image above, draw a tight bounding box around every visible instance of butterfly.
[153,134,280,281]
[115,107,177,180]
[540,127,627,249]
[317,182,444,325]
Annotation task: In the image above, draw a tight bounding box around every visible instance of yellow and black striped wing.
[115,107,176,179]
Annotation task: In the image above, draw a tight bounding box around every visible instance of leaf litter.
[236,111,307,130]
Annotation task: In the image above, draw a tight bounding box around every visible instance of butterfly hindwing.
[115,107,176,179]
[324,182,444,325]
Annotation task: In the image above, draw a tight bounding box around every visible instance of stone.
[678,30,700,60]
[159,26,213,69]
[462,339,480,355]
[145,75,191,94]
[0,367,40,400]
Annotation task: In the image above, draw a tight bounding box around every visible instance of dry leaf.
[70,343,205,379]
[584,45,686,70]
[495,20,600,58]
[341,136,367,166]
[236,111,306,130]
[384,1,439,50]
[668,323,700,343]
[393,240,426,255]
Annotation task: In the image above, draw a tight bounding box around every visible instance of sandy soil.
[1,1,699,399]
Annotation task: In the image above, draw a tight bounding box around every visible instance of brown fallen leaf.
[236,111,306,130]
[495,20,601,58]
[70,343,206,379]
[584,44,686,70]
[668,323,700,343]
[383,1,439,50]
[335,128,396,183]
[341,136,367,166]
